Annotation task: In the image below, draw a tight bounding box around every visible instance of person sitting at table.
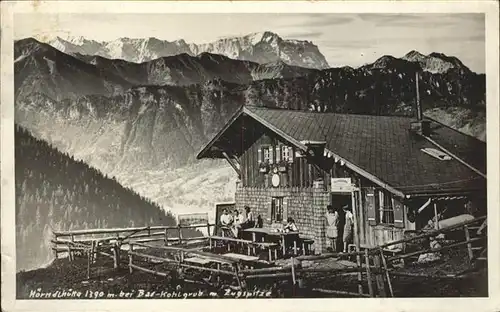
[231,209,243,238]
[240,206,255,229]
[284,217,298,232]
[220,209,234,237]
[283,217,299,255]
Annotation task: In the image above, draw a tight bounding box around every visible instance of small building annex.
[197,105,487,254]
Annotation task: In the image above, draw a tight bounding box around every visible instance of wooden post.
[94,241,98,263]
[67,245,73,262]
[90,240,95,264]
[112,243,119,269]
[164,228,168,246]
[351,190,363,296]
[433,202,439,230]
[129,244,134,274]
[365,249,374,297]
[373,254,386,297]
[178,225,183,245]
[87,245,91,279]
[380,250,394,297]
[291,257,296,285]
[70,234,75,261]
[53,233,58,259]
[464,225,473,262]
[216,262,221,285]
[234,264,244,290]
[207,221,211,238]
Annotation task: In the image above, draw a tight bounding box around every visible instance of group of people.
[325,204,354,253]
[220,206,257,238]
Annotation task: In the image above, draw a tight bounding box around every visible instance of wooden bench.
[184,256,213,266]
[301,238,315,255]
[210,236,278,261]
[253,242,279,262]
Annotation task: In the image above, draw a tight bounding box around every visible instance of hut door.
[330,194,353,251]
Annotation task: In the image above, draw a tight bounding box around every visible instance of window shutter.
[288,146,294,163]
[365,187,377,225]
[258,148,262,164]
[393,198,405,228]
[269,147,274,164]
[276,145,281,162]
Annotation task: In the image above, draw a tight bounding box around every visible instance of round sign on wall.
[271,173,280,187]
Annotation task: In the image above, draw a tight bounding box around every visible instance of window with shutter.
[365,187,377,226]
[263,147,270,163]
[378,190,395,225]
[276,146,281,162]
[269,147,274,164]
[258,148,262,164]
[393,198,405,228]
[288,146,294,163]
[280,145,291,162]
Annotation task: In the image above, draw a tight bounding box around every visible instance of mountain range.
[40,31,330,69]
[14,34,486,266]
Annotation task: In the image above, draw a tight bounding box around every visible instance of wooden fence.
[48,215,487,297]
[51,223,215,278]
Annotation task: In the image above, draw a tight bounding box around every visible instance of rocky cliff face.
[41,31,330,69]
[15,38,131,101]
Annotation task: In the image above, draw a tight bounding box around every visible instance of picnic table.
[243,228,301,256]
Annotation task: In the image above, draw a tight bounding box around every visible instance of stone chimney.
[410,71,431,136]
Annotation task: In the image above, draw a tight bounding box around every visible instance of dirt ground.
[17,247,488,299]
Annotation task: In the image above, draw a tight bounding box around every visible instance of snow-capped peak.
[36,32,330,69]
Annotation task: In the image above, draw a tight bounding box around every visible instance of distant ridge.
[35,31,330,69]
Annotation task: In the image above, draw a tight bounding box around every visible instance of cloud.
[283,31,324,39]
[296,14,355,27]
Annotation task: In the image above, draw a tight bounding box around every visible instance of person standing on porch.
[343,205,354,253]
[325,205,339,252]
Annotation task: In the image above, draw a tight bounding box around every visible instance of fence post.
[112,243,120,269]
[464,225,473,262]
[373,253,387,297]
[178,224,183,245]
[164,228,168,246]
[70,234,75,261]
[87,244,91,279]
[129,244,134,274]
[380,250,394,297]
[365,249,374,297]
[53,232,58,259]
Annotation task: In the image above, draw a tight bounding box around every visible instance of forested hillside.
[15,125,179,271]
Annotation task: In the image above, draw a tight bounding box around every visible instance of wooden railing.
[47,215,487,297]
[51,223,215,278]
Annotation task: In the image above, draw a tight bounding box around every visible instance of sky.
[15,13,485,73]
